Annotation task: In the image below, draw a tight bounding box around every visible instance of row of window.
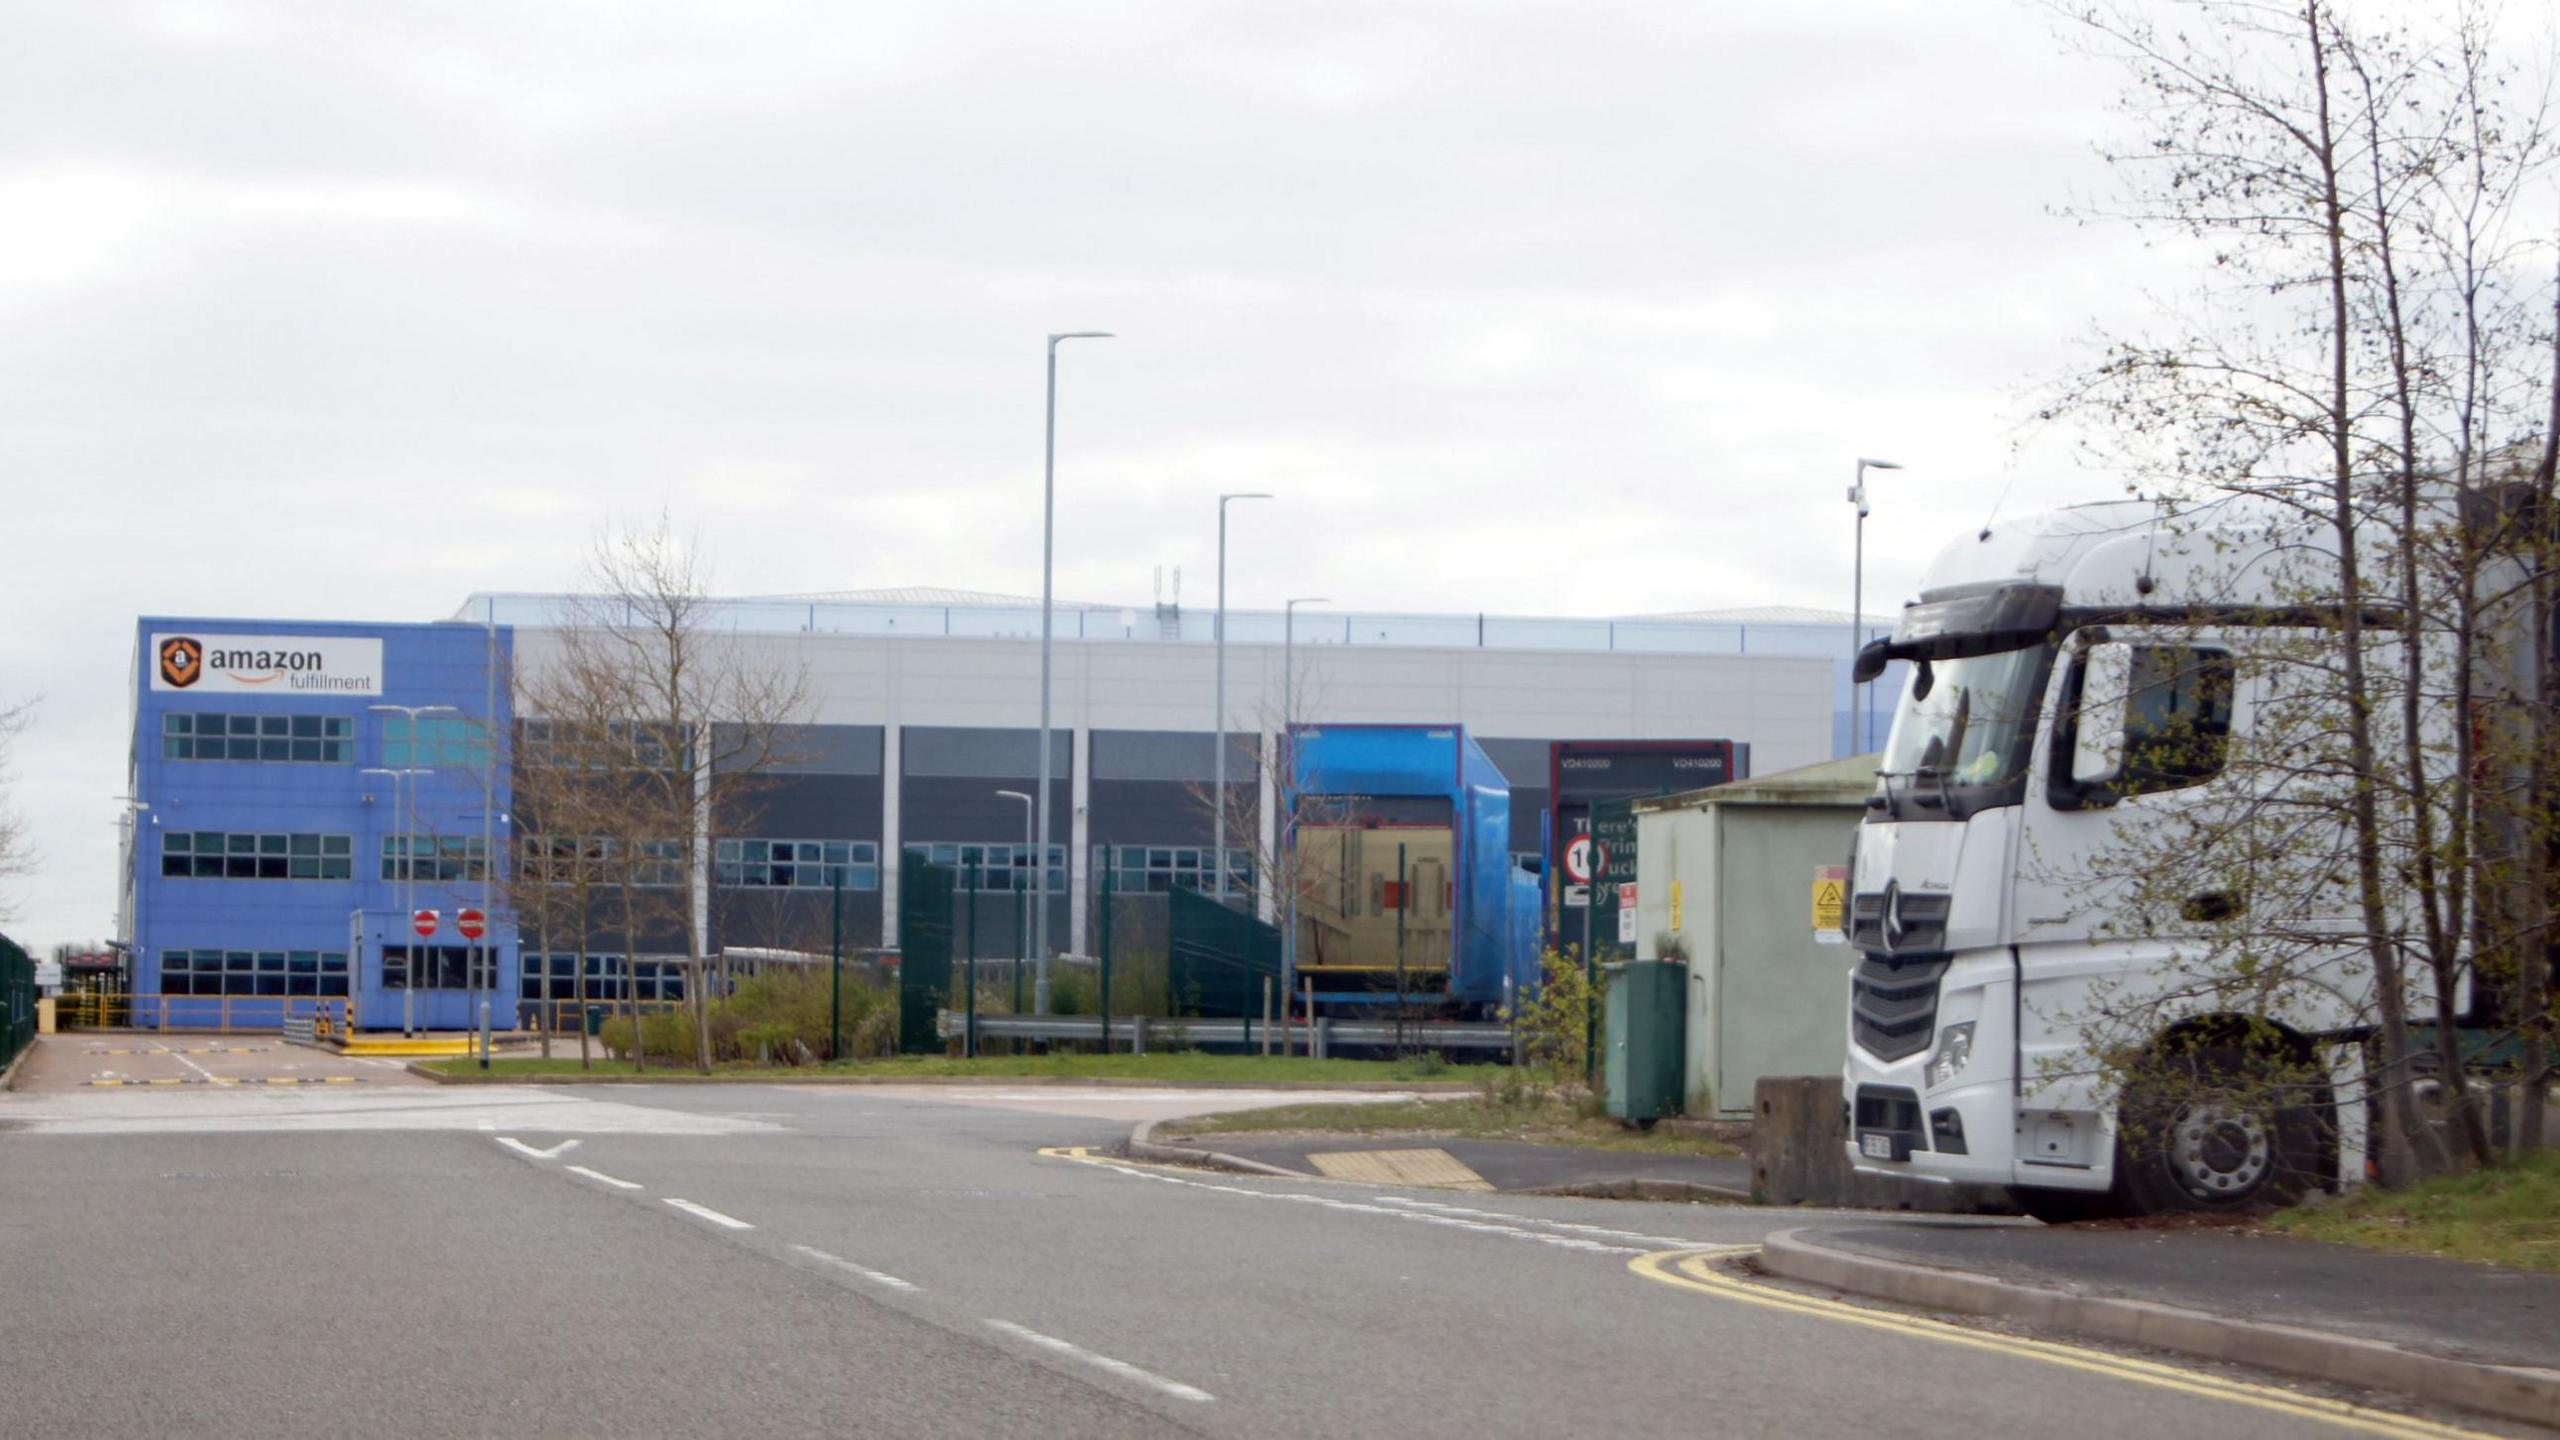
[161,712,355,763]
[158,828,1254,897]
[1097,845,1253,895]
[715,838,882,890]
[518,836,685,887]
[383,834,490,883]
[159,949,351,997]
[380,946,501,991]
[383,714,492,770]
[161,832,356,881]
[520,952,690,1002]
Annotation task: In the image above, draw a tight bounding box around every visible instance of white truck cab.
[1841,497,2435,1216]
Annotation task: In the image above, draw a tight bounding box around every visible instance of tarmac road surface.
[0,1069,2534,1439]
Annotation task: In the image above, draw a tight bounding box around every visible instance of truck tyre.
[2117,1042,2323,1216]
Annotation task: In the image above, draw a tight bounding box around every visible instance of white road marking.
[566,1165,643,1190]
[984,1320,1214,1403]
[0,1087,783,1137]
[495,1136,582,1160]
[663,1198,753,1230]
[789,1244,920,1292]
[1056,1151,1656,1256]
[166,1050,222,1083]
[1378,1196,1724,1249]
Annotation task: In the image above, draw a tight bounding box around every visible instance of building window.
[901,842,1065,892]
[517,953,686,1003]
[1095,844,1253,894]
[516,835,681,886]
[715,838,880,891]
[383,714,492,769]
[162,831,353,880]
[161,712,353,763]
[381,834,490,883]
[160,948,348,997]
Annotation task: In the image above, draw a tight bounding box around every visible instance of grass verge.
[419,1052,1477,1085]
[2269,1149,2560,1272]
[1163,1095,1741,1158]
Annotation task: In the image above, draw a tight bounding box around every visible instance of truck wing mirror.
[2071,642,2134,786]
[1853,637,1892,684]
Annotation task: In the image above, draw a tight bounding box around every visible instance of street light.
[1848,458,1902,754]
[1036,330,1113,1016]
[372,702,457,1036]
[1213,491,1274,904]
[1281,597,1328,1002]
[362,764,437,1036]
[995,788,1034,999]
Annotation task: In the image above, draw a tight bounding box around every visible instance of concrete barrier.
[1749,1075,1997,1212]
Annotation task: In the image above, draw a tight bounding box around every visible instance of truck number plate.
[1859,1132,1897,1160]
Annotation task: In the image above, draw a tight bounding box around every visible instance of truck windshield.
[1879,642,2055,795]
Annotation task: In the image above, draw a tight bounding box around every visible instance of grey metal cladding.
[902,777,1071,841]
[1087,779,1226,846]
[901,726,1073,778]
[722,724,884,776]
[1091,730,1262,783]
[731,775,883,840]
[1474,736,1554,786]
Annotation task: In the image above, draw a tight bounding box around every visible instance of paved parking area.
[8,1033,425,1092]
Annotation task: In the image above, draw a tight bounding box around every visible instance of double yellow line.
[1630,1250,2498,1440]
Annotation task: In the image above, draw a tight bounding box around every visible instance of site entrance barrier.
[53,993,337,1034]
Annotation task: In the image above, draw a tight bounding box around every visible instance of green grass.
[2270,1149,2560,1272]
[1165,1095,1742,1158]
[422,1052,1479,1084]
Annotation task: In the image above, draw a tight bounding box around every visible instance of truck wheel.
[2118,1043,2322,1216]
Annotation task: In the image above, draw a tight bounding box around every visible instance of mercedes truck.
[1840,492,2533,1217]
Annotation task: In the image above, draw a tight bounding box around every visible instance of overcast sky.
[2,0,2193,951]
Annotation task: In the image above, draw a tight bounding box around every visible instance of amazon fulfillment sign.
[150,633,384,696]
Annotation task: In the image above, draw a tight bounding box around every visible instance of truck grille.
[1848,889,1952,954]
[1850,953,1949,1061]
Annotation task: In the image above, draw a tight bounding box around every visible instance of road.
[0,1060,2531,1439]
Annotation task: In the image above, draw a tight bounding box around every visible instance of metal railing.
[54,993,338,1034]
[937,1010,1515,1058]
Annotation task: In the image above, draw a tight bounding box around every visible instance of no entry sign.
[456,907,487,941]
[412,909,439,938]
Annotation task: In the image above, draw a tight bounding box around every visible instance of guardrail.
[936,1010,1518,1059]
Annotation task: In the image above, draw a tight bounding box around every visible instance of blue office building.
[125,618,515,1030]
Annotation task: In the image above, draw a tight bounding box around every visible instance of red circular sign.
[412,909,439,938]
[456,908,486,941]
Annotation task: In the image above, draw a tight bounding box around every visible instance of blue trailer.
[1285,724,1541,1015]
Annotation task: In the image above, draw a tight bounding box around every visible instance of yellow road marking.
[1628,1250,2498,1440]
[1307,1148,1493,1191]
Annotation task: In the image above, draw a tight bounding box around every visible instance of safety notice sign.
[1811,865,1847,942]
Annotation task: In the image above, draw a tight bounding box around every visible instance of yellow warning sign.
[1669,880,1684,932]
[1811,867,1847,932]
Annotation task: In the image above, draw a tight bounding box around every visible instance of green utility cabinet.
[1604,959,1688,1126]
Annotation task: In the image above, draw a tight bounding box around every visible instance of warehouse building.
[119,590,1860,1028]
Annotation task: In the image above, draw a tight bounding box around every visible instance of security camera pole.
[1035,330,1112,1014]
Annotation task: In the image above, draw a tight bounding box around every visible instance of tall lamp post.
[362,763,437,1035]
[371,702,457,1035]
[1280,597,1328,1001]
[1036,329,1112,1015]
[995,788,1034,1006]
[1848,458,1902,754]
[1212,492,1274,903]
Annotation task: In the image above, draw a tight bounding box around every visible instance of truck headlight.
[1926,1023,1975,1089]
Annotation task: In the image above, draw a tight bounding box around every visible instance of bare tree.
[0,698,33,922]
[547,514,810,1073]
[2044,0,2557,1180]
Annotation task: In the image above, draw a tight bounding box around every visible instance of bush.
[595,967,899,1064]
[1504,946,1600,1096]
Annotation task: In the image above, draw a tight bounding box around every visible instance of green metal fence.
[1166,887,1282,1019]
[1,932,34,1074]
[896,860,956,1054]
